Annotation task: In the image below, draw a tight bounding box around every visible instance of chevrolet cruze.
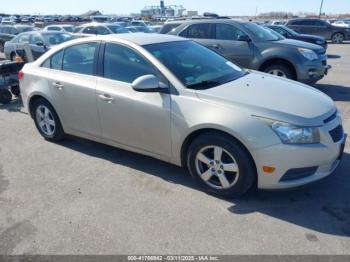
[19,34,346,197]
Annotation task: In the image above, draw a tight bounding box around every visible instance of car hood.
[273,38,324,52]
[195,71,335,126]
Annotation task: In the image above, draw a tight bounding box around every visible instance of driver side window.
[103,43,162,83]
[215,24,246,41]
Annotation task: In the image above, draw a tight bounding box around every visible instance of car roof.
[165,19,245,26]
[80,33,187,46]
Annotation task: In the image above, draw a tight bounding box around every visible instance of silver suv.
[19,34,346,197]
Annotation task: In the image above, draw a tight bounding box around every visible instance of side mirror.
[237,35,251,42]
[35,41,45,46]
[132,75,168,93]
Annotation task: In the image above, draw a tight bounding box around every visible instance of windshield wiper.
[187,80,222,90]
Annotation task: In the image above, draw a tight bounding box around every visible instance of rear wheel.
[10,52,16,61]
[187,133,256,198]
[332,33,345,44]
[32,99,65,142]
[264,64,294,79]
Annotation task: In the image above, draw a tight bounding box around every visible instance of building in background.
[141,1,187,19]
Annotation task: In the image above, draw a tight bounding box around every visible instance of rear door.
[43,42,102,138]
[291,20,313,34]
[213,23,254,68]
[179,23,217,50]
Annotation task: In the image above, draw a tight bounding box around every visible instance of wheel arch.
[259,57,297,80]
[180,128,257,176]
[28,94,56,119]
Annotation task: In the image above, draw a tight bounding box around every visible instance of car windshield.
[42,33,73,46]
[144,41,247,89]
[280,26,298,35]
[243,23,280,41]
[63,26,74,32]
[17,27,34,33]
[107,25,128,33]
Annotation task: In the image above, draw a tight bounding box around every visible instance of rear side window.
[215,24,246,41]
[292,20,312,26]
[47,26,61,31]
[312,20,327,26]
[17,34,30,43]
[96,26,110,35]
[42,50,64,70]
[103,43,159,83]
[159,23,181,34]
[62,43,98,75]
[181,24,213,39]
[82,26,96,34]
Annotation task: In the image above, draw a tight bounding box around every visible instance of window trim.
[40,41,101,76]
[179,23,215,39]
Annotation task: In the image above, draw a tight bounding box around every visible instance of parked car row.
[163,19,330,84]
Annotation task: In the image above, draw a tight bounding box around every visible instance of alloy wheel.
[35,105,56,136]
[195,146,239,190]
[332,33,344,44]
[267,69,287,78]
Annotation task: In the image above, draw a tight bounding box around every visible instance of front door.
[96,43,172,157]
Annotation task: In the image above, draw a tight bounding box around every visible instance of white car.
[19,34,346,197]
[332,21,350,28]
[43,24,75,33]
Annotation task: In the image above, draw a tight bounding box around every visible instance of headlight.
[298,48,318,61]
[257,117,320,144]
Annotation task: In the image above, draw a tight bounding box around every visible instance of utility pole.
[319,0,324,18]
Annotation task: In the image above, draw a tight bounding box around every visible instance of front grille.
[324,111,337,124]
[322,60,327,66]
[329,125,344,143]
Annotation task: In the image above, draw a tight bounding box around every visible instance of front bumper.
[252,116,346,190]
[297,54,330,84]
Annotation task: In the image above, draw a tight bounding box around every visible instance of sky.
[1,0,349,16]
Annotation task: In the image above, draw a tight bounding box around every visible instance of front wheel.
[187,133,256,198]
[32,98,65,142]
[332,33,345,44]
[264,64,294,80]
[0,89,12,104]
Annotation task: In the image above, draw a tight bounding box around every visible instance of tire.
[10,52,16,61]
[264,64,294,80]
[32,98,65,142]
[0,42,4,53]
[331,33,345,44]
[0,89,12,104]
[187,132,256,198]
[10,85,20,97]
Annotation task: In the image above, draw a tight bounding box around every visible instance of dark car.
[286,18,350,44]
[167,19,329,84]
[74,23,129,36]
[0,25,35,52]
[4,31,74,61]
[267,25,327,50]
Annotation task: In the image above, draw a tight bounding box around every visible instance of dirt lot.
[0,43,349,255]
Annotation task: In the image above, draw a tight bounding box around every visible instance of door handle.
[99,94,114,103]
[52,82,64,90]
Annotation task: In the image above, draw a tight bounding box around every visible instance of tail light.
[18,70,24,81]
